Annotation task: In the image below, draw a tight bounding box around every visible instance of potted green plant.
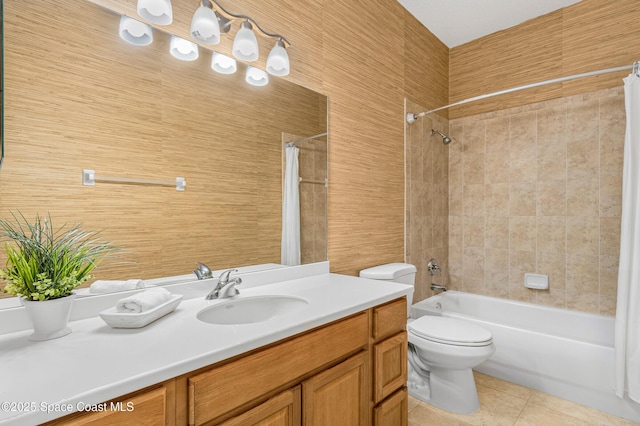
[0,211,118,341]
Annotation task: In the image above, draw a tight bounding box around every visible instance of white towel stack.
[116,288,173,314]
[89,279,145,294]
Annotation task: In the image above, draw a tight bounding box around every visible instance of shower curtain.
[281,145,301,266]
[615,65,640,403]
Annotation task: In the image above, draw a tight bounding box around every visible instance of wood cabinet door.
[374,332,408,404]
[374,388,407,426]
[220,386,301,426]
[302,352,367,426]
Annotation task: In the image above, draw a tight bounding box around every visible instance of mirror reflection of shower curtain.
[281,145,301,266]
[615,66,640,403]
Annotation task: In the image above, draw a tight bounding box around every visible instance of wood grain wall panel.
[403,11,449,118]
[561,0,640,97]
[449,1,640,119]
[449,11,564,119]
[322,0,406,275]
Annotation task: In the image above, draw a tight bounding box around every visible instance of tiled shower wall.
[299,138,328,264]
[405,99,449,304]
[448,87,625,315]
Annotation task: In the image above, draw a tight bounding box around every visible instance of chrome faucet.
[193,262,213,280]
[430,283,447,292]
[206,268,242,300]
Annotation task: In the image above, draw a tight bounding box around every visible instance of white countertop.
[0,270,411,425]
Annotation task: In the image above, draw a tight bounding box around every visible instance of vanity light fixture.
[170,36,199,61]
[266,40,290,76]
[245,66,269,87]
[137,0,172,25]
[211,52,237,74]
[191,0,291,74]
[232,21,259,62]
[190,2,222,45]
[119,16,153,46]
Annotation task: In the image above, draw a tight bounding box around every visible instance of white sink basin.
[197,295,309,325]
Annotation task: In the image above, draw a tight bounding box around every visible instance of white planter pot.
[21,293,76,341]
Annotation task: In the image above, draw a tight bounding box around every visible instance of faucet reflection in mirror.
[130,0,290,83]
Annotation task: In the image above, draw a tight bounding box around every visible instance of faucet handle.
[219,268,239,284]
[194,262,213,280]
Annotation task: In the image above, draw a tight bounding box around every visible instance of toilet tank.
[359,263,416,315]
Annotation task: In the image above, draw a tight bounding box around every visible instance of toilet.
[359,263,495,414]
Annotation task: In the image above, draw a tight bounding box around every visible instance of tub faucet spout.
[206,268,242,300]
[431,283,447,292]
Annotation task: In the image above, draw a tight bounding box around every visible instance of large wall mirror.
[0,0,327,302]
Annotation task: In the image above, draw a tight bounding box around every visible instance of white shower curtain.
[281,145,301,266]
[615,66,640,403]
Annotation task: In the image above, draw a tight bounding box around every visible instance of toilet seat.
[409,316,493,347]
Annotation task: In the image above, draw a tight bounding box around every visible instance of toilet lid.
[408,316,493,347]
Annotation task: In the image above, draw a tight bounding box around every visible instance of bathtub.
[411,291,640,422]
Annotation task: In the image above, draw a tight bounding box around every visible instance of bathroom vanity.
[0,263,411,425]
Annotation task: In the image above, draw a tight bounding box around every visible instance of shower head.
[431,129,452,145]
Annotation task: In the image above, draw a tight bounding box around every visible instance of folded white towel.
[116,288,173,314]
[89,279,145,294]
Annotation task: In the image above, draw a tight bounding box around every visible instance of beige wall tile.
[447,87,623,313]
[567,137,599,181]
[567,99,599,143]
[510,217,537,252]
[567,254,599,293]
[600,174,623,217]
[567,178,599,216]
[599,255,619,297]
[566,217,599,256]
[463,216,485,247]
[600,216,621,256]
[486,183,510,217]
[486,216,510,249]
[464,184,486,216]
[537,138,567,181]
[486,152,511,184]
[510,181,537,216]
[537,217,566,254]
[537,180,567,216]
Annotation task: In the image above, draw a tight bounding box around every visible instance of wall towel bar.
[299,177,328,187]
[82,169,186,191]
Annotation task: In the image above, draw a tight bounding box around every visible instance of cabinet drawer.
[372,298,406,341]
[188,313,368,425]
[45,386,168,426]
[373,332,408,404]
[374,388,408,426]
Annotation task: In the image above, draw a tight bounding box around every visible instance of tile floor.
[408,372,638,425]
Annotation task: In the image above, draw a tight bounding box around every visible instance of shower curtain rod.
[284,132,328,147]
[407,62,638,124]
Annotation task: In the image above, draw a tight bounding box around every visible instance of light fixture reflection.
[245,66,269,86]
[137,0,173,25]
[170,36,199,61]
[119,16,153,46]
[211,52,237,74]
[190,4,220,45]
[232,21,259,62]
[266,40,290,76]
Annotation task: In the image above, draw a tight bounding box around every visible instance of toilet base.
[408,366,480,415]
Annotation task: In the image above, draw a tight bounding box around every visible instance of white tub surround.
[0,262,412,425]
[412,291,640,423]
